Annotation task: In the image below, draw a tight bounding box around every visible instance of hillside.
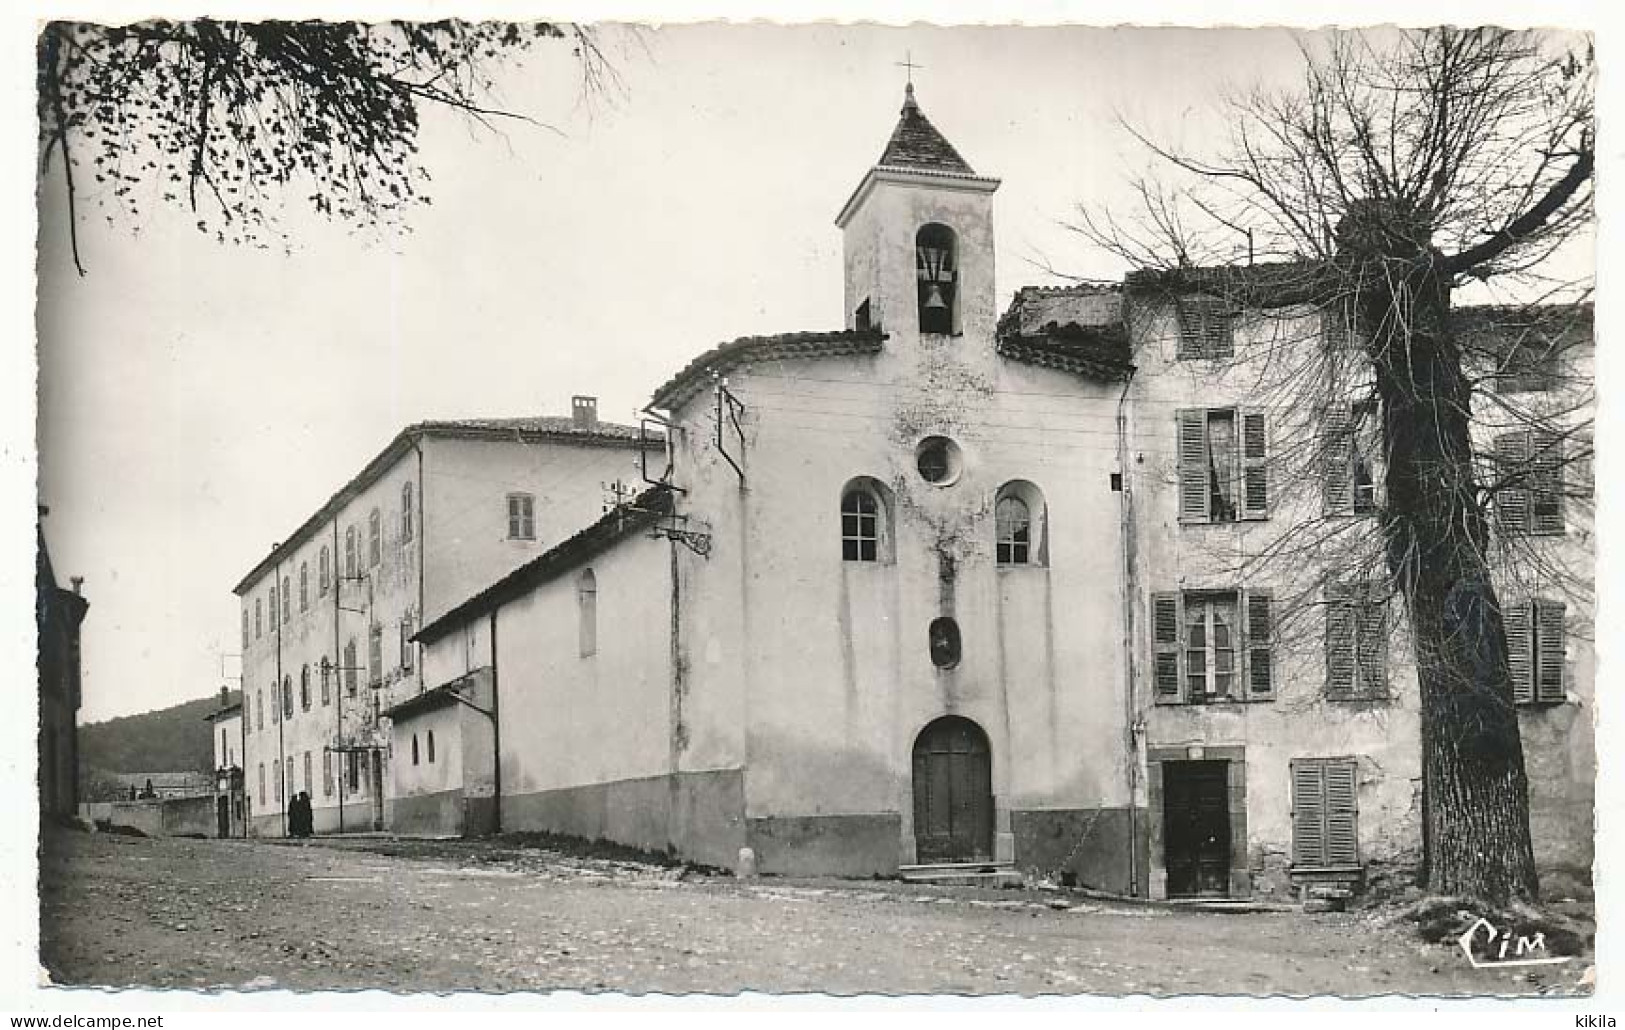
[78,690,239,788]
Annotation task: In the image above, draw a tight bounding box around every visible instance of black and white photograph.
[22,4,1605,1010]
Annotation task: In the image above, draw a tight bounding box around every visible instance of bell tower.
[835,84,1001,345]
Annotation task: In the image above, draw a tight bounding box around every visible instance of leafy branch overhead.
[37,20,612,273]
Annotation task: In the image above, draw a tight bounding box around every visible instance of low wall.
[102,796,217,837]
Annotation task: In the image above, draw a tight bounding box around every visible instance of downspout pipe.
[1116,368,1141,897]
[488,609,502,836]
[274,558,286,839]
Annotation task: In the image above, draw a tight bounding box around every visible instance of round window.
[915,436,962,485]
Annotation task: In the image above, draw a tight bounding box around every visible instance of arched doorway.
[911,716,993,863]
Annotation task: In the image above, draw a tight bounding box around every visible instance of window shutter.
[1324,583,1356,699]
[1323,760,1359,866]
[1241,410,1269,520]
[1531,434,1565,534]
[1534,599,1566,703]
[1176,296,1234,358]
[1355,589,1387,697]
[1176,410,1210,521]
[1291,761,1327,866]
[1151,592,1183,700]
[1504,601,1534,704]
[1494,432,1532,534]
[1245,590,1274,698]
[1322,405,1353,514]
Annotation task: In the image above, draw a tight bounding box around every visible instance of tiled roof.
[416,485,675,643]
[233,415,661,595]
[997,322,1135,382]
[877,84,975,175]
[650,330,887,410]
[384,673,482,722]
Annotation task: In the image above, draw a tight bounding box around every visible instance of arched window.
[839,477,895,563]
[299,562,309,611]
[368,508,382,567]
[427,730,436,764]
[402,483,416,542]
[300,665,311,710]
[916,223,958,335]
[578,569,598,657]
[319,546,331,595]
[344,526,357,578]
[995,481,1048,567]
[411,734,420,766]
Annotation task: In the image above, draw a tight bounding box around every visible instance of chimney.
[70,576,83,596]
[220,685,229,708]
[572,395,599,432]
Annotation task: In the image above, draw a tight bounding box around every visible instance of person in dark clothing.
[288,791,310,838]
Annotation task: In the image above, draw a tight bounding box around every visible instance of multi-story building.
[232,405,659,836]
[37,510,87,823]
[408,86,1590,898]
[204,689,245,837]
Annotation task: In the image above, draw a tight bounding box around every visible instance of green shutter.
[1495,432,1532,534]
[1241,410,1269,520]
[1177,410,1210,522]
[1291,760,1326,866]
[1323,760,1359,866]
[1152,592,1183,700]
[1246,590,1274,698]
[1535,599,1566,704]
[1325,583,1355,699]
[1322,405,1353,514]
[1504,601,1534,704]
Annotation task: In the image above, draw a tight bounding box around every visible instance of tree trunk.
[1351,241,1540,903]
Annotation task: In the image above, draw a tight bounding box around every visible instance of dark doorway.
[216,795,230,838]
[911,716,993,863]
[1163,760,1231,897]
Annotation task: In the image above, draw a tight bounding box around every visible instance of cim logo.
[1457,916,1571,969]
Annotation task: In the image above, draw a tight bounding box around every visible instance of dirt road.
[39,828,1587,997]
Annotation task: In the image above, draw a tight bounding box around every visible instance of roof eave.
[835,166,1002,228]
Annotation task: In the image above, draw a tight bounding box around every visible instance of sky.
[31,20,1595,725]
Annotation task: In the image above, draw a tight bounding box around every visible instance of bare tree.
[37,19,620,274]
[1077,28,1593,903]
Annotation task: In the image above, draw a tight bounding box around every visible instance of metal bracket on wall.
[638,410,686,494]
[713,374,747,486]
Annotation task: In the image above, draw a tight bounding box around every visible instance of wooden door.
[1164,760,1231,897]
[912,717,993,863]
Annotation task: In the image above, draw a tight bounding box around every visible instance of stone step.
[898,861,1023,887]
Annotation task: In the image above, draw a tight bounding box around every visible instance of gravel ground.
[39,828,1592,998]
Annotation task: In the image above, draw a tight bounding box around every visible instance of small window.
[1495,430,1564,536]
[285,758,293,804]
[928,617,961,669]
[1505,597,1566,704]
[270,584,279,630]
[842,489,880,562]
[256,689,264,731]
[402,482,416,542]
[578,569,598,657]
[281,576,291,623]
[1291,758,1359,869]
[915,436,962,486]
[299,562,309,612]
[274,759,283,804]
[1151,590,1274,704]
[242,609,249,649]
[319,546,331,596]
[368,623,383,686]
[1325,582,1388,699]
[427,730,436,764]
[916,223,958,335]
[320,656,331,706]
[1175,295,1235,359]
[258,763,266,806]
[508,493,536,540]
[995,497,1030,565]
[344,527,357,578]
[300,665,311,711]
[346,751,360,794]
[400,614,415,673]
[411,734,420,766]
[1323,402,1380,516]
[344,638,358,697]
[282,675,294,720]
[322,752,333,797]
[302,751,312,795]
[1177,408,1268,523]
[368,508,382,567]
